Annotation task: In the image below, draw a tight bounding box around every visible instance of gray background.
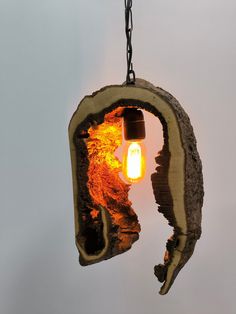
[1,0,236,313]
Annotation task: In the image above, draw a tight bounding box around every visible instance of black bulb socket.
[123,108,146,141]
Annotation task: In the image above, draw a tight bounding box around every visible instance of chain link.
[125,0,136,84]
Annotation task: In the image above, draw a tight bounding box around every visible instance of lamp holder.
[123,108,145,140]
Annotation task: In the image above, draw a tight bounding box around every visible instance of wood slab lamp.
[68,0,204,295]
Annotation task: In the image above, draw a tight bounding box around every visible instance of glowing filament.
[123,141,146,183]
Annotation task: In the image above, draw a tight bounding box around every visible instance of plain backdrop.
[1,0,236,314]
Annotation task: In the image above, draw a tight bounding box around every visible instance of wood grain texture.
[68,79,204,295]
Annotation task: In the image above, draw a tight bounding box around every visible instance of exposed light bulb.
[122,108,146,184]
[122,140,146,183]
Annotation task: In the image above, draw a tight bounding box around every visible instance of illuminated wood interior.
[69,79,203,295]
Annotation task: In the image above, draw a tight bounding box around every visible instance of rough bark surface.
[68,78,204,295]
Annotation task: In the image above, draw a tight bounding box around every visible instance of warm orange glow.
[86,109,131,219]
[84,108,141,251]
[122,140,146,183]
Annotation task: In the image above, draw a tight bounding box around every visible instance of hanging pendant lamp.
[68,0,204,295]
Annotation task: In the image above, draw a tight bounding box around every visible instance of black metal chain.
[125,0,136,84]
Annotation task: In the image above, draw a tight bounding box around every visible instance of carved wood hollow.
[68,79,204,295]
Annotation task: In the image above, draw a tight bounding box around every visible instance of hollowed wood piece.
[68,79,204,295]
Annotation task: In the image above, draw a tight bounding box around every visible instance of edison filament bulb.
[122,108,146,183]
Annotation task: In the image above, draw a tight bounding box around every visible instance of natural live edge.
[68,78,203,295]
